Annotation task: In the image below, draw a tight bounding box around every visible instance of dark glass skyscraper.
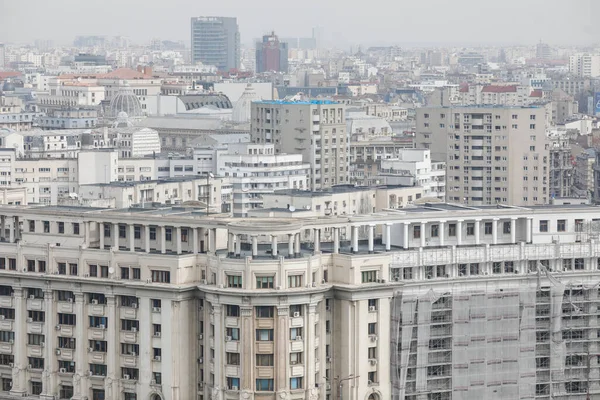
[255,32,288,74]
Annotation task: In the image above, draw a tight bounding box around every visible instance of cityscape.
[1,1,600,399]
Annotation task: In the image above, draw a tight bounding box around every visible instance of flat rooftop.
[255,100,338,105]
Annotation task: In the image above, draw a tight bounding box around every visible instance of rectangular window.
[151,270,170,283]
[413,225,421,239]
[361,271,378,283]
[466,223,474,236]
[43,221,49,233]
[72,223,80,235]
[256,379,274,391]
[256,354,274,366]
[165,228,172,242]
[29,357,44,369]
[29,220,35,232]
[119,225,126,238]
[28,311,45,322]
[290,327,303,340]
[27,334,44,346]
[503,222,511,234]
[290,377,303,390]
[149,227,156,240]
[255,306,274,318]
[255,329,274,341]
[557,220,566,232]
[226,327,239,340]
[368,323,377,335]
[226,305,239,317]
[287,275,303,288]
[227,275,242,288]
[121,319,139,331]
[58,262,66,275]
[484,222,492,235]
[448,223,456,236]
[58,313,76,325]
[256,276,274,289]
[58,222,64,234]
[103,223,110,237]
[89,364,107,376]
[431,224,439,237]
[539,220,548,232]
[290,352,303,364]
[226,352,240,365]
[227,377,240,390]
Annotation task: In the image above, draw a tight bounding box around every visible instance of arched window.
[151,395,162,400]
[368,394,379,400]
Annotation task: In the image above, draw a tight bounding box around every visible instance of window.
[31,381,42,395]
[484,222,492,235]
[448,223,456,236]
[255,353,275,366]
[69,263,78,276]
[413,225,421,239]
[58,222,64,234]
[255,306,274,318]
[28,334,44,346]
[431,224,439,237]
[575,219,584,233]
[89,364,107,376]
[503,222,511,234]
[165,228,172,242]
[119,224,126,238]
[256,379,274,391]
[58,360,75,373]
[28,311,45,323]
[0,309,15,320]
[149,227,156,240]
[58,313,76,325]
[73,223,80,235]
[124,393,137,400]
[290,304,303,316]
[557,220,566,232]
[288,275,303,288]
[256,276,274,289]
[60,386,74,399]
[58,262,66,275]
[226,328,240,340]
[120,267,130,280]
[121,296,138,307]
[134,226,141,239]
[29,220,35,232]
[368,299,378,311]
[29,357,44,369]
[122,367,139,380]
[152,372,162,385]
[290,377,303,390]
[290,327,303,340]
[89,293,106,304]
[361,271,378,283]
[121,319,139,331]
[368,347,377,359]
[466,223,474,236]
[290,352,303,364]
[226,305,239,317]
[226,352,240,365]
[43,221,50,233]
[58,337,75,349]
[368,371,377,384]
[0,331,14,342]
[27,259,35,272]
[89,316,107,329]
[227,275,242,288]
[103,223,110,237]
[227,377,240,390]
[151,270,170,283]
[368,323,377,335]
[539,220,548,232]
[256,329,274,341]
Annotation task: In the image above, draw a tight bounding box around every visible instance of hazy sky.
[0,0,595,47]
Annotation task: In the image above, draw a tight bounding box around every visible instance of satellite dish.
[288,206,296,212]
[108,267,115,274]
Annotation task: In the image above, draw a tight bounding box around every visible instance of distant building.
[38,109,99,130]
[255,32,288,73]
[536,41,552,59]
[190,17,240,71]
[0,44,5,69]
[569,54,600,78]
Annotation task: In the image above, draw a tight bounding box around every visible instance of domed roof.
[109,85,143,118]
[232,83,259,123]
[2,80,15,92]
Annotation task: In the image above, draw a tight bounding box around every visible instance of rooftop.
[255,100,338,105]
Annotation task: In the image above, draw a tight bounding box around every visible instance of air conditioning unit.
[153,307,161,312]
[27,317,33,323]
[370,335,378,342]
[199,306,204,311]
[199,382,204,389]
[123,374,130,380]
[91,299,98,305]
[225,336,232,342]
[131,303,137,309]
[198,334,203,340]
[88,347,94,353]
[40,342,45,347]
[131,352,136,357]
[370,359,378,365]
[327,357,332,363]
[131,327,137,333]
[198,357,204,364]
[293,312,300,318]
[55,325,61,330]
[155,356,161,361]
[232,386,239,391]
[68,298,73,303]
[155,332,161,337]
[326,383,331,390]
[29,295,35,300]
[369,306,376,312]
[0,315,4,320]
[59,368,66,373]
[291,361,297,365]
[99,324,105,329]
[295,336,302,341]
[368,380,373,385]
[55,349,61,355]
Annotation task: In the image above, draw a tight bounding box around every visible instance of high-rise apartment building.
[255,32,288,73]
[416,106,549,206]
[0,202,599,399]
[569,54,600,78]
[0,44,5,69]
[190,17,240,71]
[251,100,348,190]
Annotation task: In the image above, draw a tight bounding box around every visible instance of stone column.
[385,224,392,251]
[9,216,15,243]
[251,235,258,258]
[210,228,217,253]
[492,219,498,245]
[351,226,359,254]
[228,232,234,256]
[112,223,119,250]
[10,288,26,396]
[510,218,516,244]
[129,224,135,252]
[193,228,199,254]
[305,304,317,392]
[526,217,532,243]
[160,226,166,254]
[276,306,289,394]
[41,290,56,399]
[333,228,340,254]
[294,233,301,257]
[368,225,375,253]
[403,223,410,249]
[0,215,5,241]
[84,221,91,247]
[456,220,463,246]
[474,219,481,245]
[105,295,118,399]
[212,306,223,399]
[313,229,320,253]
[420,222,426,248]
[144,225,151,253]
[73,293,88,400]
[288,234,294,257]
[272,235,278,257]
[99,223,105,249]
[240,306,253,392]
[175,226,182,254]
[439,222,445,247]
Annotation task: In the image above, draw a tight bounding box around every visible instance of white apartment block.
[348,137,414,185]
[416,106,550,206]
[0,203,598,399]
[251,100,348,190]
[216,143,309,217]
[569,54,600,78]
[458,85,542,106]
[38,80,105,110]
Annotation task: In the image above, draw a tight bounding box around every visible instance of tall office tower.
[536,41,552,60]
[1,201,599,400]
[251,100,348,190]
[416,106,550,206]
[255,32,288,73]
[190,17,240,71]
